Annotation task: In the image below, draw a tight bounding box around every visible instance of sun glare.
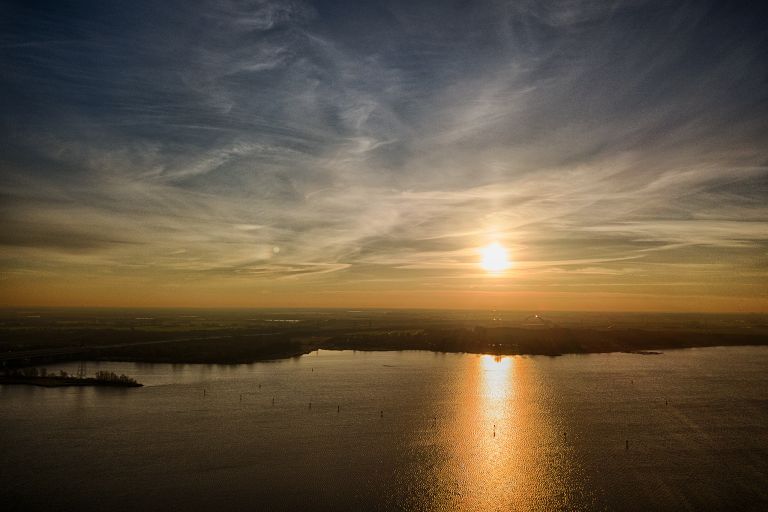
[480,242,511,273]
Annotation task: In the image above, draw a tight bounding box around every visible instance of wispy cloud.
[1,0,766,308]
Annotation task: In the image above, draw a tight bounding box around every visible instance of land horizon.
[3,305,768,315]
[3,307,766,368]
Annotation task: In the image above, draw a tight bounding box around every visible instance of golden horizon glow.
[1,2,766,315]
[480,242,512,274]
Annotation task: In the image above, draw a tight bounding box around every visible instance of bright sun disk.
[480,242,511,273]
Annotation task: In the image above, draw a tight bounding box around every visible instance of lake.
[2,347,768,511]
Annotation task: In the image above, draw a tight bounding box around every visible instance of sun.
[480,242,511,273]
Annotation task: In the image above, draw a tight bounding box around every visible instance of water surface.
[2,347,767,511]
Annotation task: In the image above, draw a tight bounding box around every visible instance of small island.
[0,368,142,387]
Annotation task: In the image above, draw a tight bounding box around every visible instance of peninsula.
[0,369,142,387]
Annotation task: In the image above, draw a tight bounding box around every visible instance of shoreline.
[0,376,143,387]
[3,326,766,367]
[23,342,768,367]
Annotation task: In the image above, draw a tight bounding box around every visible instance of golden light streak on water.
[428,355,595,511]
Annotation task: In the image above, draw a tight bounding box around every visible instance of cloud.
[1,0,767,307]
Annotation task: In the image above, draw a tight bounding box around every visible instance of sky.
[1,0,767,312]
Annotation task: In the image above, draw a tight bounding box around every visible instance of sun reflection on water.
[481,354,513,403]
[426,354,592,511]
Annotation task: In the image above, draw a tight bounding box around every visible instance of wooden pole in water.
[625,440,629,450]
[337,405,340,413]
[380,410,383,418]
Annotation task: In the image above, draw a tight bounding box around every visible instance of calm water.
[2,347,768,511]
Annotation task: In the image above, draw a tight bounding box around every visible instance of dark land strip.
[2,325,767,367]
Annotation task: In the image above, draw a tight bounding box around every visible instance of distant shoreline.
[0,376,143,387]
[317,327,768,358]
[3,314,766,367]
[12,329,768,367]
